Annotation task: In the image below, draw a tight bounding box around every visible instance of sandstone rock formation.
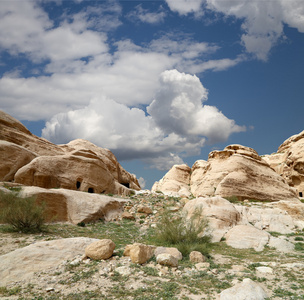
[183,196,241,242]
[19,186,127,224]
[0,237,98,285]
[153,144,298,202]
[151,164,191,197]
[224,225,270,252]
[0,140,37,181]
[191,145,298,201]
[0,110,140,195]
[219,278,268,300]
[263,130,304,198]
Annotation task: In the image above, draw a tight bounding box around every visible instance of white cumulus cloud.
[42,69,245,169]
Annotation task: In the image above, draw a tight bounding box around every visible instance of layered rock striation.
[263,130,304,198]
[153,144,298,202]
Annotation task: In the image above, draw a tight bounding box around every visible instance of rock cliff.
[0,110,140,195]
[263,130,304,198]
[153,144,298,202]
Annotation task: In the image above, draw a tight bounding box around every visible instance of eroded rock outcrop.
[263,130,304,198]
[191,145,298,201]
[0,110,140,195]
[19,186,127,224]
[151,164,191,197]
[154,144,298,201]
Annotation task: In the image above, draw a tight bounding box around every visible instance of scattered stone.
[115,266,132,276]
[85,239,115,260]
[189,251,206,263]
[122,211,136,220]
[137,206,153,214]
[156,253,178,267]
[195,262,210,271]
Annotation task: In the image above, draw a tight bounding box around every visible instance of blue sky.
[1,0,304,189]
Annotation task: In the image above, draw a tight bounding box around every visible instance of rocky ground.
[1,192,304,300]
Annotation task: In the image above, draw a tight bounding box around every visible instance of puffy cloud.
[0,1,108,62]
[127,4,166,24]
[165,0,205,16]
[42,70,245,169]
[206,0,304,60]
[165,0,304,60]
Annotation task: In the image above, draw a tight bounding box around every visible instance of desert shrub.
[152,207,211,257]
[0,190,46,233]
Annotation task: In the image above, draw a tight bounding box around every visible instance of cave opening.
[300,192,303,198]
[76,181,81,189]
[88,187,94,193]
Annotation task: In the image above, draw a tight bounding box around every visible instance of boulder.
[0,237,98,285]
[137,205,153,214]
[121,211,136,220]
[151,164,191,197]
[156,253,178,267]
[225,225,270,252]
[19,186,126,224]
[123,243,156,264]
[219,278,268,300]
[268,236,295,253]
[190,144,298,202]
[0,141,37,181]
[85,239,115,260]
[183,197,241,242]
[154,246,183,260]
[189,251,206,263]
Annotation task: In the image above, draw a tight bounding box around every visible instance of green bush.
[0,190,46,233]
[152,207,211,257]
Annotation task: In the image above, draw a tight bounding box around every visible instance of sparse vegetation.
[149,207,211,257]
[0,190,46,233]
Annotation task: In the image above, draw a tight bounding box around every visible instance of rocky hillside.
[0,110,140,196]
[152,143,301,202]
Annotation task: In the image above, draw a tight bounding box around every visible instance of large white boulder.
[0,237,98,285]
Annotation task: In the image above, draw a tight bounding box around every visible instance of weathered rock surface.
[191,144,298,201]
[151,164,191,197]
[0,237,98,285]
[85,239,115,260]
[219,278,268,300]
[225,225,270,252]
[183,197,241,242]
[236,205,298,234]
[263,130,304,198]
[0,140,37,181]
[0,111,140,195]
[19,186,127,224]
[0,110,65,156]
[153,144,298,201]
